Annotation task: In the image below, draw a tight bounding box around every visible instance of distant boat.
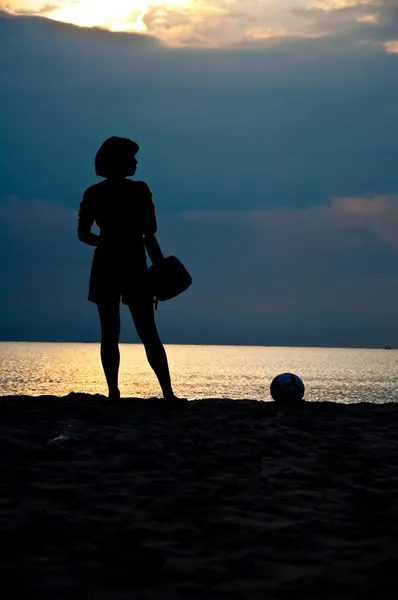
[384,345,392,350]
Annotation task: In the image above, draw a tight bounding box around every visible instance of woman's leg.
[97,300,121,399]
[128,297,176,400]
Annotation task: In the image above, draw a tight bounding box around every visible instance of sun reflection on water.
[1,342,398,403]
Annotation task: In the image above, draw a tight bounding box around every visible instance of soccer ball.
[270,373,305,404]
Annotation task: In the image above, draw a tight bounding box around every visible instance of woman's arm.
[137,181,163,264]
[144,233,164,264]
[78,189,100,247]
[137,181,157,236]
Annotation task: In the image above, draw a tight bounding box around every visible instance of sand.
[0,394,398,599]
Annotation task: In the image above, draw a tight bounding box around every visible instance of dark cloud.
[1,12,398,345]
[1,12,397,208]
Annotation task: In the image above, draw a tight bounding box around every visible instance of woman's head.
[95,136,139,178]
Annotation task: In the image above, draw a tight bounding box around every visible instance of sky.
[0,0,398,346]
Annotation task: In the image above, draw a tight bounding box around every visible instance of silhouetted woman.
[78,136,182,403]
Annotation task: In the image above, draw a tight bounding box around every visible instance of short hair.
[95,136,139,178]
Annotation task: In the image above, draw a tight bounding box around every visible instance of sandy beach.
[1,394,398,599]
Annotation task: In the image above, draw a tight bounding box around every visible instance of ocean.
[1,342,397,403]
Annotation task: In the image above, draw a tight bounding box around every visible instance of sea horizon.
[0,340,395,351]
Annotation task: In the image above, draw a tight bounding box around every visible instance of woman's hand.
[78,229,100,247]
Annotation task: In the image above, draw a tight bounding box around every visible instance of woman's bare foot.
[163,393,188,406]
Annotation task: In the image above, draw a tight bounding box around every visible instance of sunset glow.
[46,0,188,34]
[384,40,398,54]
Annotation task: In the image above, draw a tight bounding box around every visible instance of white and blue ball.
[270,373,305,404]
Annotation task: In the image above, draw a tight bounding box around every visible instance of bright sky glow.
[384,40,398,54]
[47,0,188,33]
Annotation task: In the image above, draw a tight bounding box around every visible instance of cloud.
[0,194,75,229]
[291,0,398,51]
[384,38,398,51]
[2,192,398,346]
[1,10,398,345]
[173,193,398,316]
[1,9,398,215]
[1,0,398,48]
[153,192,398,346]
[356,13,379,22]
[249,194,398,250]
[0,194,97,340]
[0,195,86,274]
[180,194,398,264]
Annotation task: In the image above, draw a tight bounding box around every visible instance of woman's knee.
[101,327,120,344]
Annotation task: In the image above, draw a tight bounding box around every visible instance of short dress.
[78,178,157,305]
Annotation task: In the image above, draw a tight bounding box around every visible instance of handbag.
[144,235,192,307]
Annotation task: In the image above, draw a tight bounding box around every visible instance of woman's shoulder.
[132,180,152,200]
[83,181,104,198]
[130,179,151,191]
